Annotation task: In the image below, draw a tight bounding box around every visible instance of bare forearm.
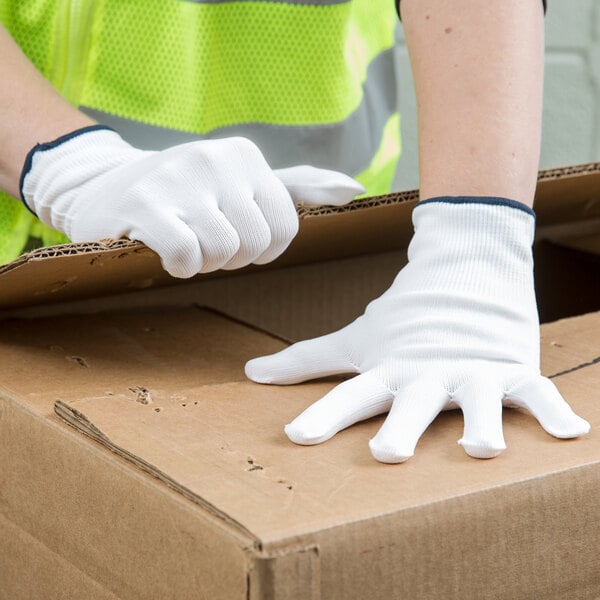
[401,0,545,208]
[0,24,94,198]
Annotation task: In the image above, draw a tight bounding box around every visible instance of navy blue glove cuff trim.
[417,196,536,218]
[19,124,116,213]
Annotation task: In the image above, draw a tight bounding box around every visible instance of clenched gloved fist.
[20,125,363,278]
[246,197,590,463]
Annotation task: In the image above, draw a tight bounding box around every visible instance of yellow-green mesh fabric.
[355,113,401,197]
[0,193,69,263]
[30,218,70,247]
[85,0,395,132]
[1,0,396,131]
[0,192,32,264]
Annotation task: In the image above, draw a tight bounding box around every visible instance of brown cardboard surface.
[2,231,595,344]
[2,306,599,599]
[0,513,121,600]
[1,163,599,312]
[0,307,287,412]
[4,248,407,344]
[55,373,600,543]
[0,392,254,600]
[0,308,286,600]
[48,310,600,546]
[532,163,600,225]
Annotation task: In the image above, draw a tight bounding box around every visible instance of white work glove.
[21,125,364,278]
[246,197,590,462]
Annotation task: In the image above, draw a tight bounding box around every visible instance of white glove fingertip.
[245,351,347,385]
[274,165,365,206]
[131,224,203,279]
[457,437,506,459]
[246,334,353,385]
[368,438,414,464]
[162,251,201,278]
[284,373,393,448]
[453,377,506,459]
[369,381,449,464]
[543,415,591,439]
[164,261,198,280]
[251,234,295,266]
[284,421,333,446]
[506,375,591,439]
[245,357,277,384]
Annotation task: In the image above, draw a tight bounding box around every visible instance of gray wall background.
[392,1,600,191]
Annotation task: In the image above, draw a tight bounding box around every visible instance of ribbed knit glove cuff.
[20,125,145,235]
[397,196,539,369]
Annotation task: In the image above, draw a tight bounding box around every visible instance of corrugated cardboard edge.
[54,398,260,544]
[0,238,140,275]
[296,162,600,218]
[6,161,599,261]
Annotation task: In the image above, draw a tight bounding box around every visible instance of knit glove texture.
[21,126,364,278]
[246,198,590,462]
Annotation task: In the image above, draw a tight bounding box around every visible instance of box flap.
[1,163,599,311]
[5,307,592,547]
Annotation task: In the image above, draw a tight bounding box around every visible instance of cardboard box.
[2,162,600,336]
[1,164,600,599]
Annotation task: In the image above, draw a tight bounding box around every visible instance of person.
[0,0,589,463]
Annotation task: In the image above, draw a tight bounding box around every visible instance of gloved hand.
[21,125,364,278]
[246,197,590,463]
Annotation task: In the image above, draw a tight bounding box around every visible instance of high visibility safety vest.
[0,0,401,264]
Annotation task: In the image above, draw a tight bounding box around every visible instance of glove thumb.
[274,165,365,207]
[245,331,357,385]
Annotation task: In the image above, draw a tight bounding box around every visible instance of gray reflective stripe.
[180,0,350,5]
[80,47,398,175]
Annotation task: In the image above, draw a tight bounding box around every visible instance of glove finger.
[182,206,242,273]
[285,372,394,445]
[216,190,272,271]
[130,215,202,279]
[245,330,356,385]
[251,176,299,265]
[369,381,450,464]
[274,165,365,206]
[505,375,590,438]
[453,378,507,459]
[123,172,240,275]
